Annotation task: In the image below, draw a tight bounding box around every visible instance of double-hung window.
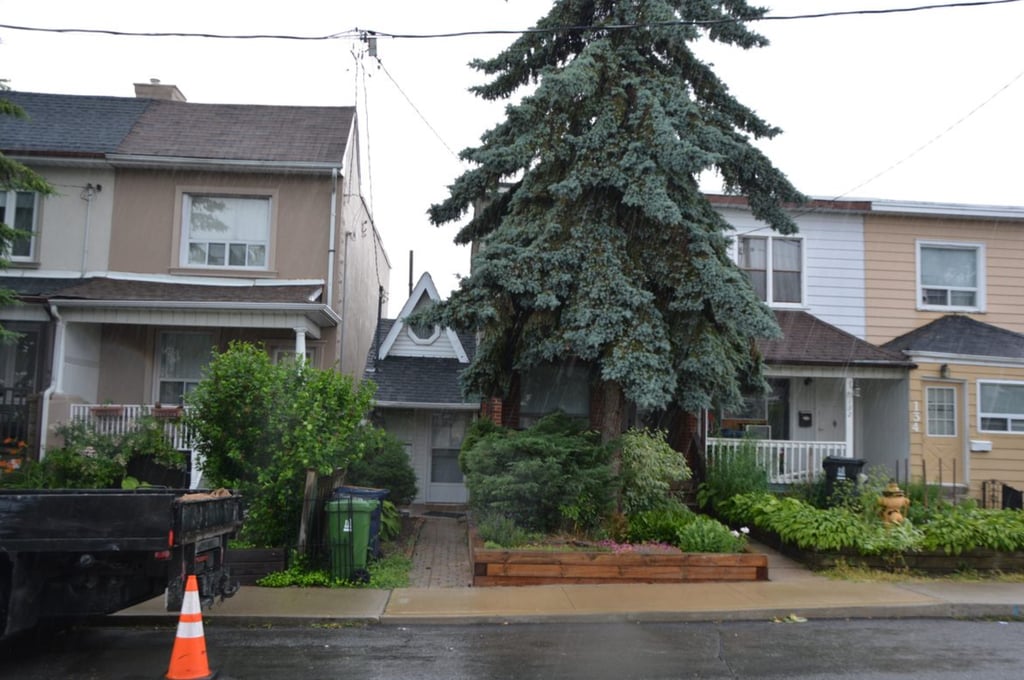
[978,381,1024,433]
[737,236,802,305]
[0,190,38,261]
[182,194,270,269]
[926,386,956,437]
[917,241,983,311]
[157,332,214,405]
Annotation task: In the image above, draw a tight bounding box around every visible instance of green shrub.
[697,438,768,512]
[0,417,185,489]
[460,412,613,534]
[186,341,376,548]
[474,511,540,548]
[626,499,697,544]
[257,550,410,589]
[617,428,690,515]
[627,500,746,553]
[919,504,1024,554]
[674,515,748,553]
[343,428,418,506]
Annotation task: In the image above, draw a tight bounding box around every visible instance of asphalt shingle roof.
[882,314,1024,359]
[364,320,478,406]
[759,311,911,367]
[118,100,354,164]
[0,91,152,156]
[0,91,354,164]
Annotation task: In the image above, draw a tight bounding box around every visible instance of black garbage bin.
[332,485,389,558]
[821,456,866,501]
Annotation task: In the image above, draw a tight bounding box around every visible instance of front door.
[427,411,469,504]
[921,382,964,487]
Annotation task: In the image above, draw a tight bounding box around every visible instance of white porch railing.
[706,438,848,485]
[68,404,201,488]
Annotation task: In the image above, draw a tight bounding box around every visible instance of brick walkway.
[408,514,473,588]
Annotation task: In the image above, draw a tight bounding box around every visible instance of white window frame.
[916,240,985,312]
[270,345,319,367]
[178,191,273,271]
[736,234,805,307]
[0,189,39,262]
[977,380,1024,434]
[925,386,956,437]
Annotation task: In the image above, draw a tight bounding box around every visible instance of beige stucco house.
[0,84,389,471]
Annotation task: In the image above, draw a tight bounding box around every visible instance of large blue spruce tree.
[428,1,804,442]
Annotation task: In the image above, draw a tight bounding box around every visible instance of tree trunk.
[601,380,626,512]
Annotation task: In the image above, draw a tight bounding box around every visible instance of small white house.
[363,273,477,505]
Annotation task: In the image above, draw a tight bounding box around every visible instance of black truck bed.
[0,488,243,552]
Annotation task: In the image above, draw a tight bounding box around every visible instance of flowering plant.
[0,437,27,473]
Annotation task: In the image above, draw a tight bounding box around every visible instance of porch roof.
[882,314,1024,359]
[6,276,339,335]
[759,311,912,368]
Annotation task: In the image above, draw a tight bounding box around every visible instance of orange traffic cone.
[165,574,217,680]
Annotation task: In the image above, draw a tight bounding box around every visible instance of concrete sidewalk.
[115,514,1024,626]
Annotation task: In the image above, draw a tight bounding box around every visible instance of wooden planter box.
[89,405,125,417]
[227,547,288,585]
[470,527,768,587]
[151,406,184,419]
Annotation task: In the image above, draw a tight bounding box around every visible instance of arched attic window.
[406,296,440,345]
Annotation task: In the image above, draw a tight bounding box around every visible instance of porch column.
[845,377,855,458]
[293,328,307,365]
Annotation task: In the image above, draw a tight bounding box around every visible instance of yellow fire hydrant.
[878,481,910,524]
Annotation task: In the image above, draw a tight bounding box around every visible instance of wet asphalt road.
[2,619,1022,679]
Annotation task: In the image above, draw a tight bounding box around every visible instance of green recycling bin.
[326,497,375,581]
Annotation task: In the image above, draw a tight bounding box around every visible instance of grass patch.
[820,558,1024,583]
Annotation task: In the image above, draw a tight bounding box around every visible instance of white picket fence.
[705,437,848,485]
[68,404,202,488]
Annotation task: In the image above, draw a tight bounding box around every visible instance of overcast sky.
[3,1,1022,314]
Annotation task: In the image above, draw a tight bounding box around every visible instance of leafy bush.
[697,438,768,512]
[186,341,376,548]
[343,427,418,506]
[474,511,540,548]
[627,499,697,544]
[674,515,747,553]
[617,428,690,515]
[918,504,1024,554]
[257,550,410,589]
[627,500,746,553]
[460,412,613,534]
[0,417,185,489]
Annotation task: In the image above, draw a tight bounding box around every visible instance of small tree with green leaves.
[185,342,376,547]
[1,83,54,337]
[617,427,691,515]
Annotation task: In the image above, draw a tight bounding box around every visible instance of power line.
[0,1,1019,42]
[829,67,1024,202]
[372,57,459,159]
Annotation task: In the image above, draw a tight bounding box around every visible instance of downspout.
[327,169,338,308]
[79,183,99,274]
[39,302,67,460]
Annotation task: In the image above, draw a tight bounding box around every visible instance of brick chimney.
[133,79,186,102]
